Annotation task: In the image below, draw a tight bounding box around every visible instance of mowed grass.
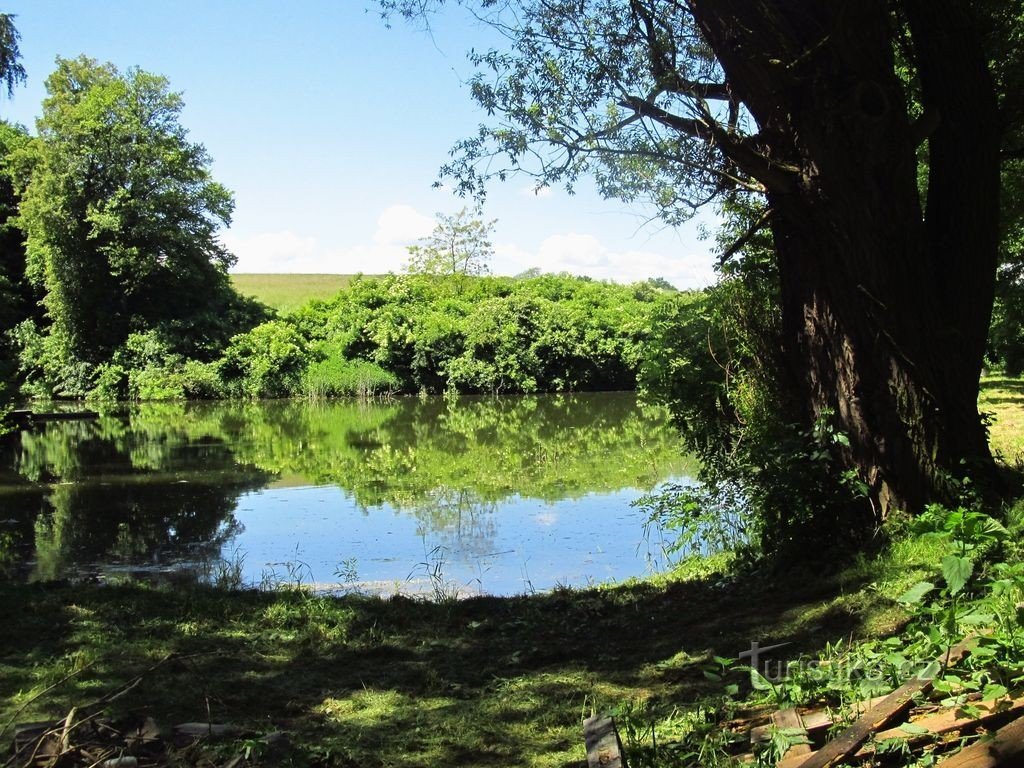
[2,378,1022,767]
[980,374,1024,464]
[0,568,893,768]
[230,274,375,312]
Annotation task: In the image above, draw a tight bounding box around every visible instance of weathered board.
[584,715,628,768]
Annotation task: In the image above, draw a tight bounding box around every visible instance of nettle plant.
[896,505,1024,713]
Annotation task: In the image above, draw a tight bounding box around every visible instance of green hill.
[230,274,372,312]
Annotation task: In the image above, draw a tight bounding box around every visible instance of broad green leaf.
[983,683,1008,700]
[941,555,973,595]
[898,581,935,605]
[898,722,930,735]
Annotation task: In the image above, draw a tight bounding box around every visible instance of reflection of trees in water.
[221,392,694,509]
[30,479,250,582]
[1,413,269,581]
[410,487,500,561]
[0,393,689,583]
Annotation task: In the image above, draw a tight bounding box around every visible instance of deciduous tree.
[383,0,1008,527]
[405,207,495,281]
[17,56,254,395]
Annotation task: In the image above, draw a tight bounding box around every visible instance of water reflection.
[0,393,693,593]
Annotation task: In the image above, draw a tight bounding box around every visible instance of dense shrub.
[302,350,399,398]
[219,320,308,399]
[212,273,680,399]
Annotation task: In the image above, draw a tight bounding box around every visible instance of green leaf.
[941,555,974,595]
[958,608,995,626]
[898,581,935,605]
[983,683,1008,700]
[898,722,930,735]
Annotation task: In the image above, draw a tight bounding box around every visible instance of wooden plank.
[786,696,890,738]
[800,710,834,732]
[780,694,1024,768]
[32,410,99,423]
[936,713,1024,767]
[876,695,1024,743]
[772,708,811,759]
[4,409,99,430]
[584,715,628,768]
[788,637,976,768]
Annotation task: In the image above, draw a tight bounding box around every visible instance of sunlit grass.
[230,273,367,312]
[979,374,1024,465]
[0,566,891,767]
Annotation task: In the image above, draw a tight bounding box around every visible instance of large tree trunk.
[689,0,1001,518]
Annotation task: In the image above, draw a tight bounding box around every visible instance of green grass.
[0,570,888,768]
[980,374,1024,465]
[230,274,373,312]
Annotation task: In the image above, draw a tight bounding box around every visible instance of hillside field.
[230,273,373,312]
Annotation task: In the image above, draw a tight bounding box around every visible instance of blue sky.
[1,0,717,288]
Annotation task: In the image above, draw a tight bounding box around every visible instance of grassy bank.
[2,377,1023,767]
[0,565,909,768]
[229,274,365,312]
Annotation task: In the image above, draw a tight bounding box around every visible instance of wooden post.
[584,715,628,768]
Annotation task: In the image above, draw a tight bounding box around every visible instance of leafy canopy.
[0,13,25,99]
[382,0,748,226]
[16,56,248,395]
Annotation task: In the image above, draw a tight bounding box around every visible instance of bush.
[302,354,399,398]
[638,198,869,561]
[88,363,128,401]
[219,320,309,398]
[180,360,224,399]
[128,365,186,401]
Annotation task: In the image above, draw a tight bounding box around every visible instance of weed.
[408,542,463,602]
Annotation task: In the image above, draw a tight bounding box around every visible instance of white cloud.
[225,207,717,290]
[372,204,435,246]
[221,230,321,273]
[495,231,716,290]
[537,233,608,267]
[225,204,439,274]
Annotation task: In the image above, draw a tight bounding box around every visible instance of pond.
[0,393,695,596]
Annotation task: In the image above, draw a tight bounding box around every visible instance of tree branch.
[629,0,730,100]
[618,95,799,191]
[718,206,773,265]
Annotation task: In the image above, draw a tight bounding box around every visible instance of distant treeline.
[77,272,696,401]
[0,53,698,405]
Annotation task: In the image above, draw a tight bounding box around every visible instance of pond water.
[0,393,694,596]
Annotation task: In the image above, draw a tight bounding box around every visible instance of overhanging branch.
[718,206,772,265]
[618,95,800,191]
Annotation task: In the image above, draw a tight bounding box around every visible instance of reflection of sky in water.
[230,483,675,596]
[1,393,695,591]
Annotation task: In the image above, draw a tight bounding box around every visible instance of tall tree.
[405,207,495,278]
[0,13,25,415]
[383,0,1006,525]
[17,56,250,395]
[0,120,32,407]
[0,13,25,100]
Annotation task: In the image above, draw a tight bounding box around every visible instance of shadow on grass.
[980,376,1024,405]
[0,570,876,768]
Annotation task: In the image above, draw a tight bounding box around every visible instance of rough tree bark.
[688,0,1001,519]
